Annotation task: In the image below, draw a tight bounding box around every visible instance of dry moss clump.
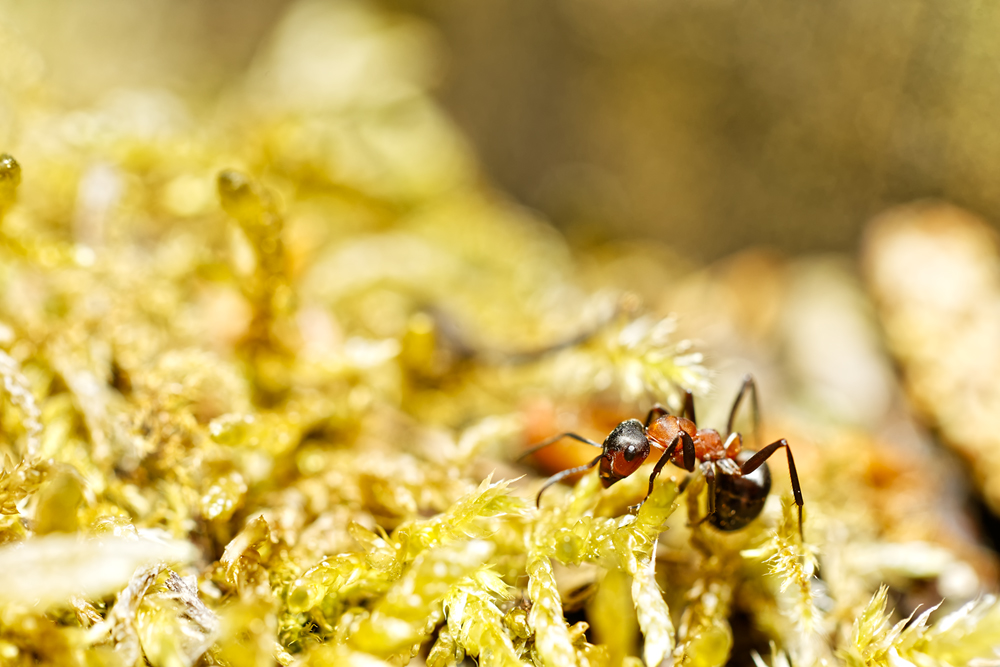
[0,2,998,666]
[863,202,1000,515]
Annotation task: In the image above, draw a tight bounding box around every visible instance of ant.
[518,375,804,537]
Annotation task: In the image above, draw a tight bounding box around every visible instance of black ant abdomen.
[708,449,771,531]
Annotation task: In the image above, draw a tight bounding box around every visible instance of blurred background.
[5,0,1000,260]
[6,0,1000,527]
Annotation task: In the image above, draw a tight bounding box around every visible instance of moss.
[0,2,996,667]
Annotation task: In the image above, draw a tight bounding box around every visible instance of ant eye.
[624,444,637,461]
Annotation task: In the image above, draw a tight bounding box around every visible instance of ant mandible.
[518,375,804,537]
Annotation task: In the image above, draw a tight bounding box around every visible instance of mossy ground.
[0,2,997,667]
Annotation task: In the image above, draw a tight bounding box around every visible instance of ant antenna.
[533,455,603,507]
[516,432,602,462]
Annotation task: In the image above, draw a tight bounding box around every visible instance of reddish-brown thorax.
[646,415,742,467]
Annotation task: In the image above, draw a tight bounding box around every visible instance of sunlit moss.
[0,1,996,665]
[841,585,1000,667]
[0,154,20,215]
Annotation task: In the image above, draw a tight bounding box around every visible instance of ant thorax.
[694,428,743,461]
[647,415,735,466]
[692,428,725,460]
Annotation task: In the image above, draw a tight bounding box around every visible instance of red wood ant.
[518,375,804,536]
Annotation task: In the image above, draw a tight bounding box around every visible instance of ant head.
[599,419,650,488]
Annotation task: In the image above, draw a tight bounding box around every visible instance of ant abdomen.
[709,450,771,531]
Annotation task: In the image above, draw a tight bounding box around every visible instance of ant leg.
[727,374,760,446]
[677,474,694,494]
[637,435,679,510]
[631,452,672,514]
[517,432,602,462]
[644,404,671,428]
[535,454,603,507]
[695,462,718,526]
[633,432,696,512]
[679,431,696,472]
[741,438,804,539]
[682,390,697,423]
[651,430,696,472]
